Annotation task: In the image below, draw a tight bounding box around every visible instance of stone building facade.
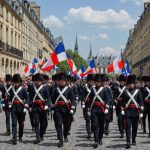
[0,0,54,78]
[123,2,150,76]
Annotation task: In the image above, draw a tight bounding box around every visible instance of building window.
[10,13,13,24]
[6,10,9,21]
[18,35,20,49]
[0,3,3,16]
[0,24,2,41]
[6,27,9,44]
[15,33,17,48]
[11,30,13,46]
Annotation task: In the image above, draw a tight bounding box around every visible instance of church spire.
[74,33,79,54]
[88,44,93,58]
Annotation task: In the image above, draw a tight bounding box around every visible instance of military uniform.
[81,74,94,139]
[140,76,150,136]
[0,74,13,135]
[88,74,110,148]
[113,75,127,138]
[51,73,76,147]
[29,73,51,144]
[121,75,144,149]
[9,74,29,145]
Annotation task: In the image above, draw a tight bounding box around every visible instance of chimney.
[30,2,40,20]
[144,2,150,9]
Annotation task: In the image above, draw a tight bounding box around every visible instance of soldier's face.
[119,81,125,86]
[87,81,93,86]
[59,80,66,86]
[6,81,12,85]
[13,82,20,87]
[34,81,42,86]
[95,81,101,87]
[128,83,135,89]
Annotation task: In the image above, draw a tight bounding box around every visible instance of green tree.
[57,49,87,73]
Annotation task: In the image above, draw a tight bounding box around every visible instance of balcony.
[0,40,23,59]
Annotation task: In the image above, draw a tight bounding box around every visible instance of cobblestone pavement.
[0,106,150,150]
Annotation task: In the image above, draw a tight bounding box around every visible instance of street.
[0,106,150,150]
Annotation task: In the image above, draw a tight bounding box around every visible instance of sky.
[34,0,148,58]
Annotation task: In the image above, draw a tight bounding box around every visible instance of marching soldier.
[113,74,127,138]
[88,74,110,148]
[121,75,144,149]
[81,74,94,139]
[0,74,12,136]
[9,74,29,145]
[51,73,76,147]
[140,76,150,137]
[28,73,51,144]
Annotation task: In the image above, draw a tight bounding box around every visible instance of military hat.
[43,74,49,81]
[58,72,66,81]
[127,75,136,84]
[12,74,22,83]
[94,74,101,82]
[87,74,94,82]
[118,74,126,82]
[5,74,12,82]
[34,73,44,81]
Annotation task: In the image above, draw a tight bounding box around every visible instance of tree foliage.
[57,49,87,73]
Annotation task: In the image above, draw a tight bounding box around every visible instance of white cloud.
[64,7,136,29]
[99,33,108,39]
[99,47,119,56]
[43,15,64,29]
[120,0,149,5]
[79,33,108,40]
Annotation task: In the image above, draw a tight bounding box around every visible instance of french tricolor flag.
[84,59,97,76]
[107,53,125,73]
[78,65,85,78]
[41,36,67,72]
[40,57,47,67]
[67,53,78,75]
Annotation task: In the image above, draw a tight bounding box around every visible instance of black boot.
[40,136,44,141]
[33,138,41,144]
[126,142,131,149]
[120,133,124,138]
[105,130,109,135]
[132,140,136,146]
[149,132,150,138]
[4,131,10,136]
[87,134,91,139]
[19,137,23,143]
[143,129,146,134]
[58,140,63,147]
[12,138,17,145]
[99,140,103,145]
[64,137,68,142]
[93,141,98,148]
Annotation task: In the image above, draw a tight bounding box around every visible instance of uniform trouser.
[29,111,35,129]
[11,110,25,139]
[91,110,104,142]
[5,109,11,132]
[125,116,139,143]
[83,109,91,135]
[54,110,70,141]
[104,113,109,132]
[117,112,124,135]
[142,109,150,132]
[33,109,48,138]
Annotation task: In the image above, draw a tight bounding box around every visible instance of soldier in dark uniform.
[0,74,12,136]
[81,74,94,139]
[51,73,76,147]
[121,75,144,149]
[113,74,127,138]
[88,74,110,148]
[103,76,113,136]
[9,74,29,145]
[28,73,51,144]
[140,76,150,137]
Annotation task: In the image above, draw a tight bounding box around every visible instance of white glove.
[113,106,116,110]
[82,104,85,109]
[23,108,27,113]
[121,110,125,116]
[29,107,32,112]
[44,106,49,110]
[139,113,143,118]
[70,109,74,115]
[87,110,91,117]
[9,105,12,108]
[104,109,109,114]
[2,104,5,107]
